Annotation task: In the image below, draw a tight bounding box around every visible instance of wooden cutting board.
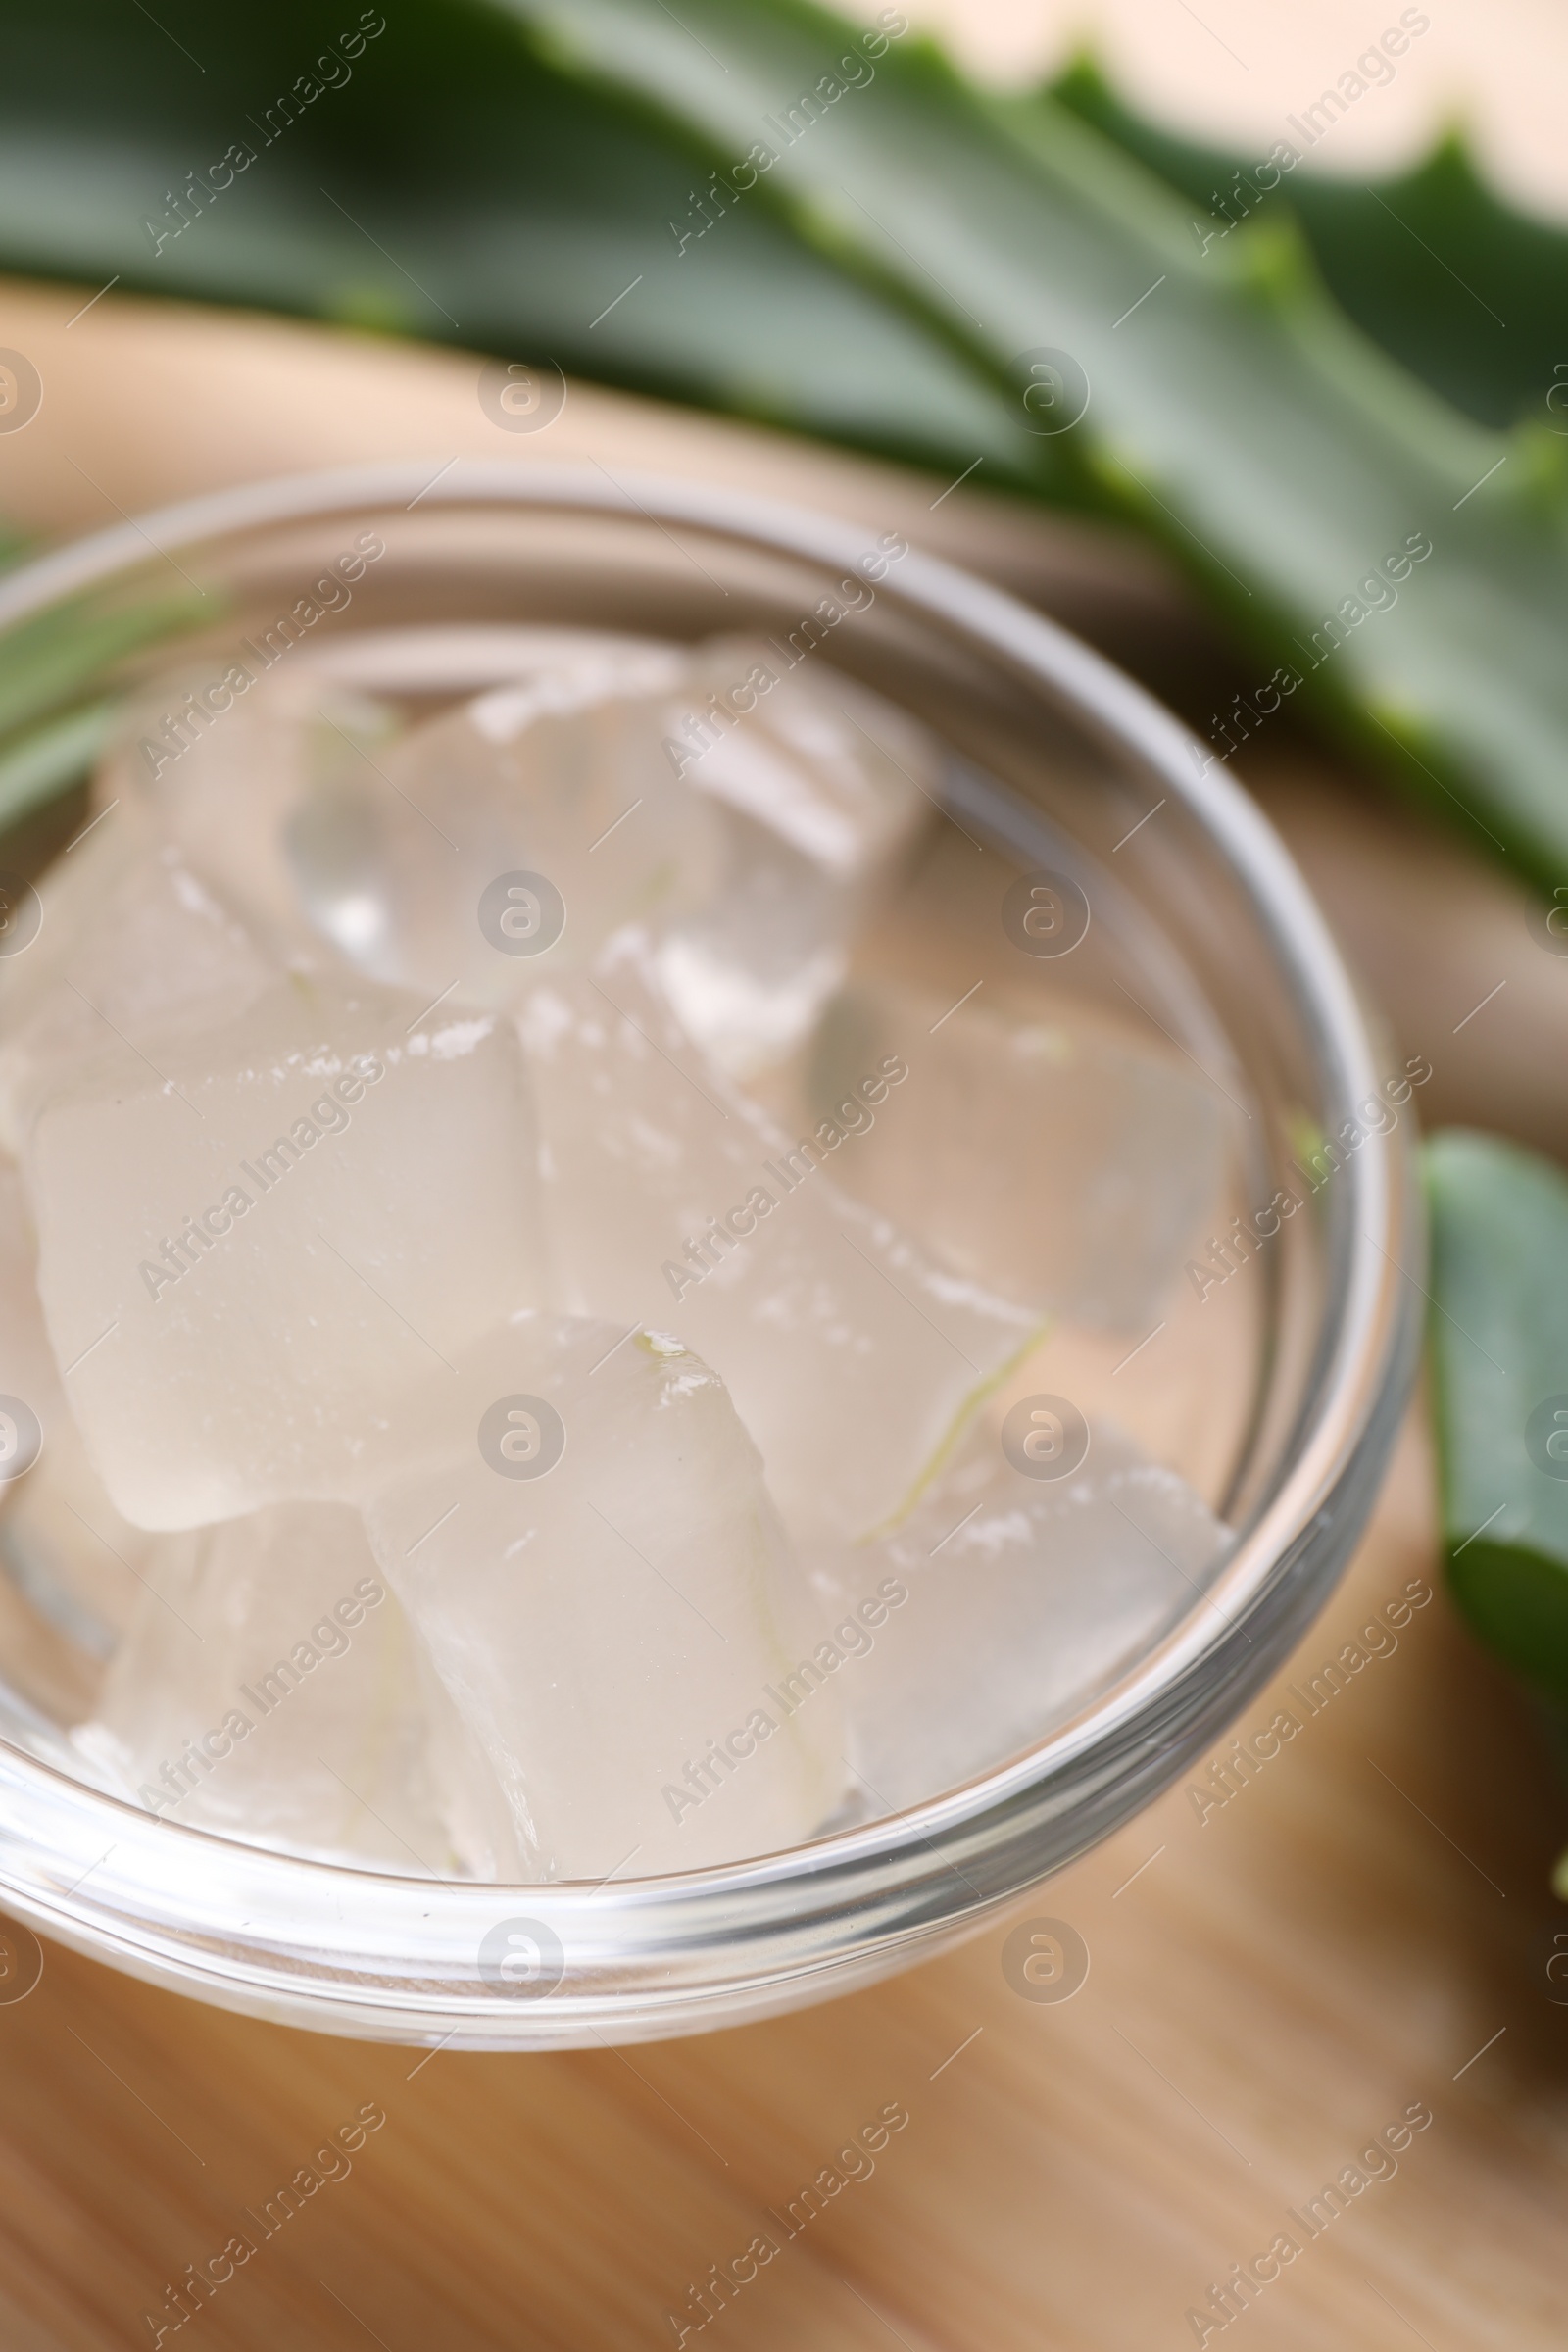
[0,277,1563,2352]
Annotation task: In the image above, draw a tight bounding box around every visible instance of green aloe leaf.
[1425,1130,1568,1706]
[0,703,114,837]
[0,590,211,841]
[4,1,1568,899]
[0,593,206,742]
[489,0,1568,892]
[0,584,213,841]
[0,0,1033,483]
[1052,56,1568,434]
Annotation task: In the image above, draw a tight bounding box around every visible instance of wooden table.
[0,277,1563,2352]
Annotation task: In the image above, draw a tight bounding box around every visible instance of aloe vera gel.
[0,631,1232,1880]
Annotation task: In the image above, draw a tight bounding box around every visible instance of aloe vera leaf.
[0,586,211,835]
[0,703,113,838]
[1426,1130,1568,1705]
[0,594,207,743]
[492,0,1568,891]
[8,2,1568,895]
[1051,58,1568,434]
[0,0,1035,483]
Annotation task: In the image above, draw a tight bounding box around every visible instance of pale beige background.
[858,0,1567,213]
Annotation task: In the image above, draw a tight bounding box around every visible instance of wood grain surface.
[0,277,1564,2352]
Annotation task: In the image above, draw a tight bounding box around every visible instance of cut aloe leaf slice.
[1426,1129,1568,1704]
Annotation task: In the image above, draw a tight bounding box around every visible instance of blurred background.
[905,0,1568,198]
[1,1,1566,2345]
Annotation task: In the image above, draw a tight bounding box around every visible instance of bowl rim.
[0,459,1413,2042]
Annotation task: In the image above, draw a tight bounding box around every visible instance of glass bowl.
[0,462,1415,2047]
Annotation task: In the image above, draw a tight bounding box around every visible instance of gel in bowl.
[0,464,1415,2047]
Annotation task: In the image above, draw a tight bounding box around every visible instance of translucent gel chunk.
[28,974,546,1530]
[808,980,1231,1330]
[106,666,402,967]
[0,1411,151,1664]
[0,1163,67,1423]
[300,648,718,1003]
[811,1418,1229,1814]
[0,1164,149,1654]
[292,623,688,700]
[77,1501,519,1875]
[0,797,148,1075]
[679,640,938,879]
[517,932,1039,1542]
[0,835,274,1153]
[363,1314,840,1881]
[657,642,934,1074]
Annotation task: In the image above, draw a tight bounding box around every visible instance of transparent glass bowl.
[0,463,1414,2046]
